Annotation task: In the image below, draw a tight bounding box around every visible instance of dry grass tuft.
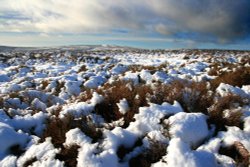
[150,80,184,105]
[224,110,244,128]
[42,115,102,148]
[208,94,245,132]
[76,89,93,102]
[54,81,65,96]
[150,80,213,114]
[42,115,74,148]
[210,66,250,90]
[49,105,63,117]
[95,80,152,127]
[40,80,50,90]
[78,65,87,73]
[56,144,80,167]
[239,56,250,65]
[0,96,4,108]
[23,157,37,167]
[117,138,143,160]
[128,63,168,74]
[9,92,21,99]
[129,141,167,167]
[208,63,221,76]
[78,116,103,143]
[219,141,250,167]
[182,81,214,114]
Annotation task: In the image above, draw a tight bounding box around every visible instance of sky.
[0,0,250,49]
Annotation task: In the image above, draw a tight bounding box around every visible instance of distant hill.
[1,45,249,53]
[0,45,141,52]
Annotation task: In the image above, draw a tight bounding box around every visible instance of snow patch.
[169,112,209,147]
[117,98,130,114]
[0,122,29,159]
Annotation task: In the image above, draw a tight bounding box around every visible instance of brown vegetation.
[117,138,143,160]
[150,80,213,114]
[76,89,93,102]
[54,80,65,96]
[208,94,245,132]
[95,80,152,127]
[40,80,50,90]
[210,66,250,90]
[129,141,167,167]
[219,141,250,167]
[78,65,87,73]
[56,145,80,167]
[23,157,37,167]
[42,115,102,148]
[128,63,168,74]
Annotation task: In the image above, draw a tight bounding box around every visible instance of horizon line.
[1,44,250,52]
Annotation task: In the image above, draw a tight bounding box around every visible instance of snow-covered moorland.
[0,46,250,167]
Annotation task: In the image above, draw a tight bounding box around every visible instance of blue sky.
[0,0,250,49]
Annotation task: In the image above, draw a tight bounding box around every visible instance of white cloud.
[0,0,144,33]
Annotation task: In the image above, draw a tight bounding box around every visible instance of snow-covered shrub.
[208,94,246,133]
[150,80,213,114]
[42,115,102,148]
[95,80,152,127]
[129,140,167,167]
[210,66,250,90]
[55,144,80,167]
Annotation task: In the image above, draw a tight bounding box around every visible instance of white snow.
[0,122,29,159]
[168,112,209,147]
[153,138,218,167]
[65,81,81,96]
[111,64,128,75]
[84,76,107,88]
[218,126,250,151]
[217,83,249,98]
[0,48,250,166]
[0,155,17,167]
[9,112,47,135]
[90,92,104,105]
[117,98,130,114]
[127,101,183,136]
[60,102,94,118]
[0,74,10,82]
[31,98,47,112]
[153,71,172,83]
[17,138,63,167]
[244,116,250,132]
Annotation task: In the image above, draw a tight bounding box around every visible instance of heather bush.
[56,144,80,167]
[210,66,250,90]
[40,80,50,90]
[95,80,152,127]
[129,140,167,167]
[54,80,65,96]
[208,94,245,132]
[23,157,37,167]
[219,141,250,167]
[77,64,87,73]
[150,80,213,114]
[117,138,143,160]
[42,115,102,148]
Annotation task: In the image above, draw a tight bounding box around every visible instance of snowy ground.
[0,46,250,167]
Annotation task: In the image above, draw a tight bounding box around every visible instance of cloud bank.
[0,0,250,42]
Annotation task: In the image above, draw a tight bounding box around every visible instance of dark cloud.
[147,0,250,42]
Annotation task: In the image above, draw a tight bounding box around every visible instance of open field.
[0,46,250,167]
